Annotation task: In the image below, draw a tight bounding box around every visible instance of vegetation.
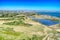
[0,11,59,40]
[0,13,18,17]
[3,20,32,26]
[3,15,32,26]
[0,27,46,40]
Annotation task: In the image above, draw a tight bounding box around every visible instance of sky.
[0,0,60,11]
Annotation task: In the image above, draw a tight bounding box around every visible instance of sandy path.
[0,21,6,24]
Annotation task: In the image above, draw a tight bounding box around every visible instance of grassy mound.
[3,20,32,26]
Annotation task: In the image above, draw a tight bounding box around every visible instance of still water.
[32,19,59,26]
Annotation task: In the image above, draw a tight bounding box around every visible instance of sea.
[33,12,60,26]
[36,12,60,18]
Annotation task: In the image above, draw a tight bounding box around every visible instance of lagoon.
[32,19,59,26]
